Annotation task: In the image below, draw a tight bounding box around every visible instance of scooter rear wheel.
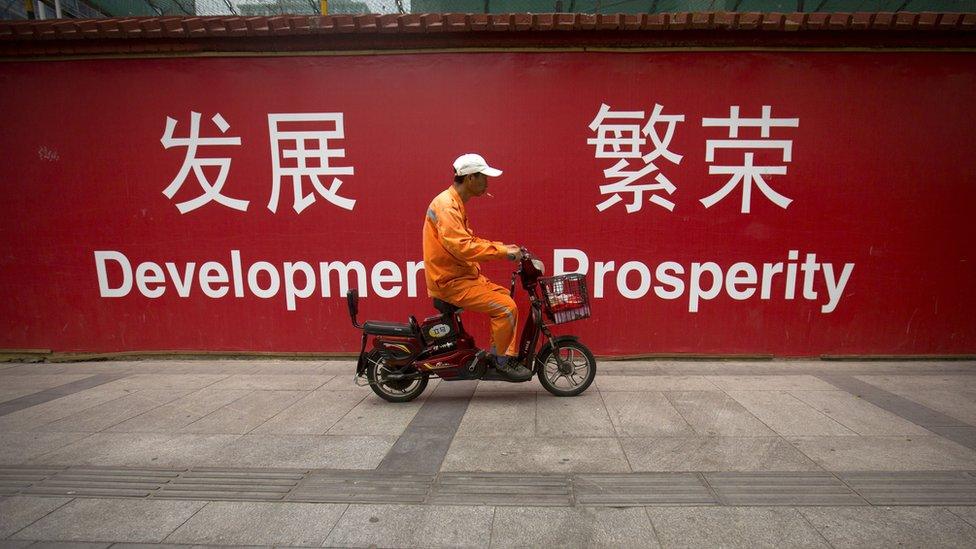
[366,350,428,403]
[536,341,597,397]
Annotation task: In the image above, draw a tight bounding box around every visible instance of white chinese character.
[589,103,684,213]
[700,105,799,213]
[267,113,356,214]
[587,103,646,158]
[160,112,248,214]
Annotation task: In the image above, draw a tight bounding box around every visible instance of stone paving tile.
[11,499,206,543]
[442,437,631,473]
[0,432,90,464]
[205,435,395,469]
[788,436,976,471]
[595,375,717,391]
[180,391,306,435]
[472,379,540,393]
[0,388,133,432]
[106,389,253,433]
[96,374,229,391]
[856,375,976,425]
[725,391,858,437]
[601,392,696,437]
[0,389,48,404]
[30,433,239,468]
[206,375,332,391]
[492,506,658,548]
[19,542,112,548]
[325,504,491,548]
[0,496,72,538]
[0,375,93,392]
[250,390,366,435]
[163,501,346,546]
[789,390,933,436]
[948,506,976,528]
[664,391,776,436]
[455,392,535,437]
[706,375,838,391]
[35,391,190,433]
[326,393,430,436]
[647,506,829,548]
[798,506,976,548]
[536,391,615,438]
[621,437,822,472]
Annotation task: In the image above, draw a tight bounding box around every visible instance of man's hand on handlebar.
[505,245,523,261]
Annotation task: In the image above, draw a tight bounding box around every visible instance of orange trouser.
[443,278,519,357]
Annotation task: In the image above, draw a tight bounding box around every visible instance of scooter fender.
[533,335,581,373]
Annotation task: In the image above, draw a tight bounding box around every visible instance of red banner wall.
[1,51,974,356]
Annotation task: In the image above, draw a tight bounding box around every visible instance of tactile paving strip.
[838,471,976,505]
[2,466,975,507]
[575,473,715,506]
[429,473,573,506]
[705,472,868,506]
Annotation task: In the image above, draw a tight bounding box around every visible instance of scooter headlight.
[531,258,545,274]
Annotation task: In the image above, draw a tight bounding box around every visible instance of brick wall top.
[2,12,975,57]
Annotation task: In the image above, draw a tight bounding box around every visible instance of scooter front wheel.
[366,351,428,403]
[536,340,597,397]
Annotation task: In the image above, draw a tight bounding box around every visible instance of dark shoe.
[494,355,532,381]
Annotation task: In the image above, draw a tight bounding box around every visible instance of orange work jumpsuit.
[423,186,519,357]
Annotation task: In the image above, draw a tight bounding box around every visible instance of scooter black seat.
[432,298,462,316]
[363,320,417,337]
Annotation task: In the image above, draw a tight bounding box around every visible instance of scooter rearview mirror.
[346,289,359,317]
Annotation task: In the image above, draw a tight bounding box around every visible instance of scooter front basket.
[539,273,591,324]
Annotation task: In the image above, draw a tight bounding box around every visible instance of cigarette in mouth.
[486,192,494,198]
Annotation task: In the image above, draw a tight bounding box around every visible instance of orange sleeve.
[435,203,508,262]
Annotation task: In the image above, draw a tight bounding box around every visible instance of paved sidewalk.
[0,358,975,547]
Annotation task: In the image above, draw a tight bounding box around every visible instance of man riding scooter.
[422,153,533,381]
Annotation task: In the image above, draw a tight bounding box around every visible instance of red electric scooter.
[346,248,596,402]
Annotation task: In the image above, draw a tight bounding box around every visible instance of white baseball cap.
[453,153,503,177]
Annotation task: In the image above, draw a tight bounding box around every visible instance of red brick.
[421,13,444,32]
[805,13,828,29]
[352,15,378,32]
[737,12,761,30]
[850,13,872,30]
[578,13,597,30]
[311,16,334,32]
[513,13,532,31]
[784,13,804,31]
[444,14,468,33]
[596,14,620,30]
[225,18,247,36]
[531,14,553,31]
[331,15,356,33]
[894,12,918,29]
[470,13,489,31]
[762,13,784,31]
[872,12,895,28]
[489,14,512,32]
[713,12,736,29]
[937,13,961,28]
[827,13,851,30]
[377,14,399,33]
[917,12,938,28]
[691,13,711,30]
[555,13,576,31]
[288,16,312,34]
[398,14,421,33]
[670,12,690,30]
[621,14,643,30]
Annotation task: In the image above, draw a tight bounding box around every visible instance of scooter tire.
[366,351,429,403]
[536,340,597,397]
